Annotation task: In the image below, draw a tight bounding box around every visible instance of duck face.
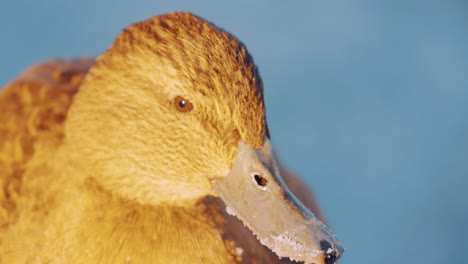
[65,12,343,264]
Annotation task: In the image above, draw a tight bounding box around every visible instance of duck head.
[65,12,343,264]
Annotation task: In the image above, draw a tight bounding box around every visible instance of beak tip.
[320,239,344,264]
[258,232,343,264]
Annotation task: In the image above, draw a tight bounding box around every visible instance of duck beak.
[212,140,344,264]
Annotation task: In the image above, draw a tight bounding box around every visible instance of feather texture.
[0,13,326,264]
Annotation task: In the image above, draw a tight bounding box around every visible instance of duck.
[0,12,343,264]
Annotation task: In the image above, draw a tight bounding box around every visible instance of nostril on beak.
[320,239,338,264]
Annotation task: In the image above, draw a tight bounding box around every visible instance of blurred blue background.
[1,1,467,263]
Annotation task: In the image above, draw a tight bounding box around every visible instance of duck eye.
[174,96,193,113]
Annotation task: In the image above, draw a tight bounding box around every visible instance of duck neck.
[70,178,236,263]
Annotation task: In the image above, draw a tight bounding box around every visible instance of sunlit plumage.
[0,12,337,264]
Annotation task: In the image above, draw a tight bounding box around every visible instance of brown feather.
[0,13,324,264]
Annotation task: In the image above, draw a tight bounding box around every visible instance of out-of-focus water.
[1,1,467,263]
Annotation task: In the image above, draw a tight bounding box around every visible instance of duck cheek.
[212,140,344,264]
